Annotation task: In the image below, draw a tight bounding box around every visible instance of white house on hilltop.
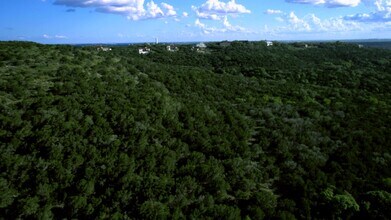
[139,47,151,55]
[167,45,179,52]
[266,41,273,47]
[195,42,207,53]
[196,42,207,48]
[97,46,112,52]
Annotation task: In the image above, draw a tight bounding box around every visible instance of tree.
[320,187,359,219]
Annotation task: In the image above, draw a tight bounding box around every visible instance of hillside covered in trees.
[0,41,390,219]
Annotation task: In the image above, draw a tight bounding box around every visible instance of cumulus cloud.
[145,1,164,18]
[266,10,362,34]
[222,16,246,31]
[265,9,283,14]
[267,8,364,33]
[161,2,176,16]
[345,0,391,22]
[194,16,249,34]
[375,0,391,11]
[195,19,207,29]
[54,0,177,20]
[288,12,311,31]
[192,0,250,20]
[286,0,361,7]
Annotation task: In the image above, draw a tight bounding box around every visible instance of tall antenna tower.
[155,37,159,44]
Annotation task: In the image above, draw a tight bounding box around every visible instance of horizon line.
[2,38,391,46]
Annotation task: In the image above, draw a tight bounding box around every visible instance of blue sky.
[1,0,390,43]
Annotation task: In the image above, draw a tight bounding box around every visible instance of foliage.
[0,41,390,218]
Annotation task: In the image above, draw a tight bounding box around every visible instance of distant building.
[358,44,364,48]
[266,41,273,47]
[166,45,179,52]
[139,47,151,55]
[195,42,207,53]
[97,46,112,52]
[155,37,159,45]
[196,42,207,48]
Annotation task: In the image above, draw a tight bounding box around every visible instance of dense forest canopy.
[0,40,390,219]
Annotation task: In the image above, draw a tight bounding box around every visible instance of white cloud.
[288,12,311,31]
[43,34,68,39]
[345,0,391,22]
[55,35,68,39]
[145,1,164,18]
[223,16,246,31]
[286,0,361,7]
[374,0,391,11]
[372,20,391,31]
[192,0,250,20]
[265,9,283,14]
[161,2,176,16]
[195,19,207,29]
[194,19,217,34]
[182,12,189,17]
[54,0,177,20]
[267,11,362,34]
[194,16,249,34]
